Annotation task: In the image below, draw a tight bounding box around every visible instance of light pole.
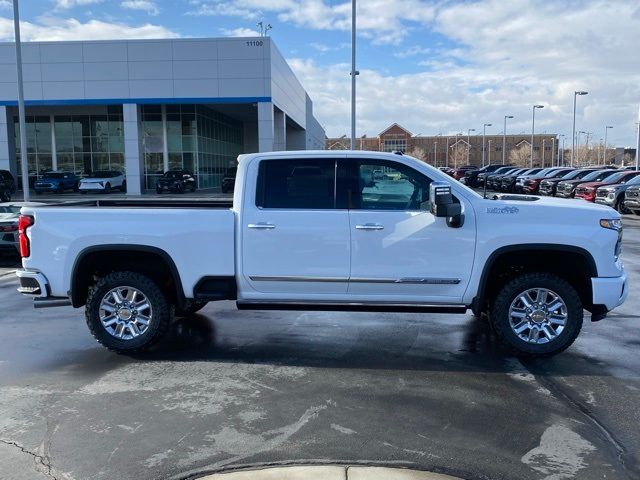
[557,134,565,166]
[571,91,588,166]
[542,139,546,167]
[467,128,475,163]
[502,115,513,165]
[488,139,492,165]
[603,125,613,165]
[637,104,640,170]
[349,0,358,149]
[445,136,449,167]
[482,123,492,167]
[12,0,29,200]
[531,105,544,168]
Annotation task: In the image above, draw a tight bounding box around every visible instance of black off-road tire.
[490,272,583,357]
[175,300,208,317]
[85,271,172,354]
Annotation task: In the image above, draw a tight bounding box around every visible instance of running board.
[237,302,468,314]
[34,297,72,309]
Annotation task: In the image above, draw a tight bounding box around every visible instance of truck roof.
[238,150,407,163]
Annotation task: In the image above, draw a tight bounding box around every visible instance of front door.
[341,158,476,303]
[241,157,350,297]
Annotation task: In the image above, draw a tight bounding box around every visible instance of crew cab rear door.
[339,157,475,303]
[241,157,350,295]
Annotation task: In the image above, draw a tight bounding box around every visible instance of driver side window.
[344,160,432,211]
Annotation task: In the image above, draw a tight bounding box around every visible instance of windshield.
[624,175,640,186]
[602,171,629,183]
[561,169,593,180]
[578,169,610,182]
[163,171,183,179]
[90,171,119,178]
[0,205,20,214]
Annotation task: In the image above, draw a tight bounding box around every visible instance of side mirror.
[429,182,464,228]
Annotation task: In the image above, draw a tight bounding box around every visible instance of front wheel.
[616,197,630,214]
[490,272,583,357]
[121,180,127,193]
[85,271,172,354]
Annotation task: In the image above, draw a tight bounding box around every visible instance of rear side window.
[256,159,336,209]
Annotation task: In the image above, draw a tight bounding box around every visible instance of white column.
[50,115,57,171]
[273,109,286,151]
[161,104,169,172]
[0,106,12,174]
[123,103,143,195]
[257,101,274,152]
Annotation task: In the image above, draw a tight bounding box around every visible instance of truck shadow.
[130,311,623,380]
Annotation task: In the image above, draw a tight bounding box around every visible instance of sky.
[0,0,639,147]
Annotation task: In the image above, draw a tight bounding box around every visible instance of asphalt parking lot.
[0,216,639,480]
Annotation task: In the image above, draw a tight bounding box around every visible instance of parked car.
[480,166,515,189]
[500,168,538,192]
[539,168,599,196]
[521,168,574,195]
[575,170,640,202]
[221,167,237,193]
[0,170,16,202]
[623,184,640,214]
[0,202,45,255]
[33,171,80,194]
[487,167,520,190]
[451,165,478,181]
[79,171,126,194]
[464,164,510,188]
[596,173,640,213]
[556,169,619,198]
[15,150,627,358]
[156,170,197,194]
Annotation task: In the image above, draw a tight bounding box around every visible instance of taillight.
[0,224,18,232]
[18,215,34,258]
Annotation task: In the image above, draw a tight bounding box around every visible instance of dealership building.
[0,37,325,194]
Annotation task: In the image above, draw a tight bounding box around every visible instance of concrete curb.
[198,466,463,480]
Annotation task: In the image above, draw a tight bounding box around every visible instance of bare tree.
[450,144,467,168]
[508,144,531,167]
[407,146,428,163]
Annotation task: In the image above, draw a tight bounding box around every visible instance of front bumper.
[595,197,615,207]
[592,272,628,312]
[624,199,640,210]
[79,183,105,191]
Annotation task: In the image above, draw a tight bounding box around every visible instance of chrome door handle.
[248,222,276,229]
[355,223,384,230]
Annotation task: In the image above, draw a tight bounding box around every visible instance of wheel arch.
[70,244,185,308]
[471,244,597,316]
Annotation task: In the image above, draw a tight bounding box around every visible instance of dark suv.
[539,168,595,196]
[464,164,512,188]
[0,170,15,202]
[221,167,237,193]
[156,170,197,194]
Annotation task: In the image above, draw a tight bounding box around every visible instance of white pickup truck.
[16,151,628,357]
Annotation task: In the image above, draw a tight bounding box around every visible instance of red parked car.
[451,165,478,181]
[574,170,640,202]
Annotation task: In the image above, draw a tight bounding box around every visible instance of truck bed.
[35,198,234,209]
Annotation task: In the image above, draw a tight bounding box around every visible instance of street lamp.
[488,139,492,165]
[482,123,492,167]
[571,91,588,166]
[557,134,565,166]
[467,128,475,163]
[502,115,513,165]
[531,105,544,167]
[603,125,613,165]
[542,139,546,167]
[350,0,359,149]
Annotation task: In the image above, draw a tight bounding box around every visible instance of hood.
[487,194,615,215]
[576,181,606,190]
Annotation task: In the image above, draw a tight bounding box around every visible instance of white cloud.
[0,16,179,41]
[54,0,103,9]
[0,0,12,10]
[188,0,436,45]
[220,27,261,37]
[121,0,159,16]
[290,0,640,147]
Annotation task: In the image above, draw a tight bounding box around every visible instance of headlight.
[600,218,622,231]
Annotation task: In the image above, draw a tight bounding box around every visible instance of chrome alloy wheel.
[508,288,567,344]
[99,286,152,340]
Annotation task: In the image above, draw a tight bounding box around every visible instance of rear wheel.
[104,182,111,194]
[85,271,172,354]
[191,183,197,193]
[121,180,127,193]
[57,183,64,194]
[176,183,184,194]
[490,272,583,357]
[156,186,162,194]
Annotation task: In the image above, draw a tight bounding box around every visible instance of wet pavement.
[0,217,639,480]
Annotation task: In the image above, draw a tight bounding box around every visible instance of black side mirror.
[429,182,464,228]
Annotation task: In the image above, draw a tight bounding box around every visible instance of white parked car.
[79,171,126,193]
[16,151,627,357]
